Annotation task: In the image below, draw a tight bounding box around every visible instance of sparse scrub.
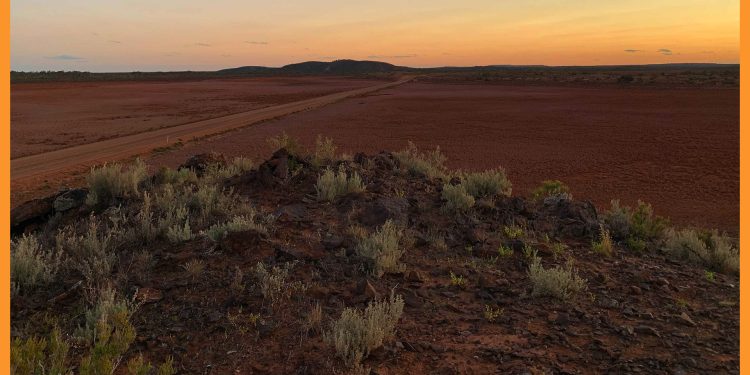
[315,167,365,201]
[528,257,587,300]
[166,218,193,243]
[497,244,514,257]
[204,214,267,242]
[604,200,668,249]
[127,355,175,375]
[267,132,301,156]
[592,225,614,257]
[325,292,404,368]
[441,184,475,212]
[531,180,570,200]
[11,234,61,296]
[304,302,324,336]
[449,271,467,287]
[663,228,739,274]
[483,305,503,322]
[312,135,337,166]
[394,141,448,180]
[254,262,304,304]
[74,290,136,375]
[503,225,524,239]
[181,260,205,281]
[354,220,405,277]
[57,220,116,296]
[86,159,148,205]
[460,168,512,198]
[11,327,70,375]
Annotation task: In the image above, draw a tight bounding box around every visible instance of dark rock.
[356,279,380,300]
[11,197,54,231]
[629,286,643,295]
[221,229,267,253]
[322,235,344,250]
[53,188,88,212]
[275,245,326,261]
[179,152,226,175]
[634,325,661,337]
[274,204,307,222]
[536,198,599,238]
[358,197,409,227]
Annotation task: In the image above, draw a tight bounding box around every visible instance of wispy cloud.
[657,48,673,55]
[195,42,212,47]
[108,40,122,44]
[367,54,417,59]
[46,54,85,61]
[245,41,268,45]
[624,49,641,53]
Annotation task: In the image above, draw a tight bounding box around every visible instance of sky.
[10,0,740,72]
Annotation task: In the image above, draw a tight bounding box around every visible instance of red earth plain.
[11,77,739,234]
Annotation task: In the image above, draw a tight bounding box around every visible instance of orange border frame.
[0,1,745,373]
[3,0,10,372]
[741,0,747,372]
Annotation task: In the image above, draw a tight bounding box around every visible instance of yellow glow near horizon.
[10,0,739,72]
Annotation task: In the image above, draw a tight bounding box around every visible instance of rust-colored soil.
[11,76,381,158]
[146,82,739,233]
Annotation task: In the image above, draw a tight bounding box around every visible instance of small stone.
[634,325,661,337]
[629,286,642,295]
[357,279,380,300]
[679,312,697,327]
[134,287,163,304]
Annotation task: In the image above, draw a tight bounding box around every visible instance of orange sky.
[10,0,739,72]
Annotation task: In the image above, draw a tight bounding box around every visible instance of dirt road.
[11,76,412,181]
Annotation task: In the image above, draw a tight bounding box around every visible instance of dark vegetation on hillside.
[10,136,739,374]
[12,59,739,87]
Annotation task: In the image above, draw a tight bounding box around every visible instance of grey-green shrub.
[204,214,268,242]
[325,292,404,368]
[394,141,448,180]
[11,234,61,296]
[441,184,475,213]
[461,168,512,198]
[528,257,586,300]
[313,135,337,166]
[11,327,70,375]
[315,167,365,201]
[355,220,405,277]
[531,180,570,200]
[86,158,148,205]
[663,228,739,274]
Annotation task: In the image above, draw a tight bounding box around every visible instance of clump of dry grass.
[355,220,405,277]
[592,225,614,257]
[254,262,305,305]
[394,141,449,180]
[441,184,475,213]
[531,180,571,200]
[460,168,512,198]
[315,167,365,201]
[11,234,61,296]
[267,132,301,156]
[312,135,337,166]
[86,158,148,205]
[528,256,587,300]
[325,292,404,368]
[663,228,739,274]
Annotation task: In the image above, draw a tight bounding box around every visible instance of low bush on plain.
[315,167,364,201]
[86,158,148,205]
[325,292,404,368]
[592,225,614,257]
[355,220,405,277]
[663,228,739,274]
[254,262,305,305]
[460,168,512,198]
[11,234,61,296]
[267,132,301,156]
[528,256,586,300]
[604,200,668,250]
[312,135,337,166]
[531,180,570,200]
[441,184,475,213]
[394,141,448,180]
[11,327,69,375]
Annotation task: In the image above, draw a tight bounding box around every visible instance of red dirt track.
[11,79,738,232]
[148,82,739,233]
[11,76,381,158]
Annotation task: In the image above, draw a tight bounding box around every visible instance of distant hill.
[279,59,404,74]
[216,66,275,75]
